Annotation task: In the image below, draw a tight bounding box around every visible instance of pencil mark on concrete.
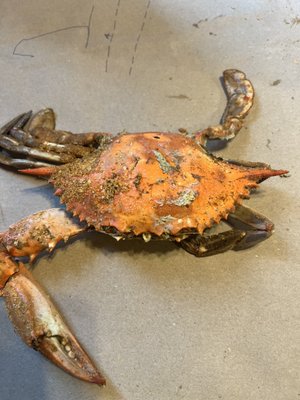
[129,0,151,76]
[271,79,281,86]
[285,0,300,26]
[211,14,224,23]
[85,6,95,47]
[193,14,224,28]
[291,16,300,26]
[13,6,94,57]
[105,0,121,73]
[284,16,300,26]
[0,204,4,224]
[193,18,208,28]
[167,94,191,100]
[104,33,113,40]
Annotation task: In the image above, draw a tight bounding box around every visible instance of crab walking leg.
[226,204,274,251]
[0,109,113,170]
[25,108,112,147]
[24,107,56,131]
[178,230,246,257]
[0,111,33,135]
[0,209,105,385]
[0,152,53,169]
[194,69,254,145]
[178,204,274,257]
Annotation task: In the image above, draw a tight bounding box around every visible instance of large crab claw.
[0,249,105,386]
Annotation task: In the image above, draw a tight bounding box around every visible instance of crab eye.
[153,135,160,139]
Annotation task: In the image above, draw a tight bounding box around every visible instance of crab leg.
[178,230,246,257]
[226,204,274,250]
[1,208,87,261]
[0,109,112,170]
[178,204,274,257]
[0,209,105,385]
[194,69,254,146]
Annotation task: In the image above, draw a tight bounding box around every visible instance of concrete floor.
[0,1,299,399]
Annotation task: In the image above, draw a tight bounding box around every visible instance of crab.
[0,70,287,386]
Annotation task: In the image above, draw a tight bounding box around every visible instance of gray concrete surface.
[0,1,299,399]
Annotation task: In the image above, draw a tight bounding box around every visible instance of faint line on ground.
[129,0,151,76]
[105,0,121,72]
[13,6,95,57]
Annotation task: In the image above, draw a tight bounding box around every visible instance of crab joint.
[0,249,19,292]
[1,208,86,262]
[2,262,105,385]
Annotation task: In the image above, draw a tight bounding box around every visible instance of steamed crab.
[0,70,287,385]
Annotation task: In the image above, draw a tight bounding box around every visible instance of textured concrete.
[0,1,299,399]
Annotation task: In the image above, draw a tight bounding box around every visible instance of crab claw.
[1,261,105,385]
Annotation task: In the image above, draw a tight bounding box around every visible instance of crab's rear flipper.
[0,109,112,173]
[178,204,275,257]
[0,209,105,385]
[194,69,254,146]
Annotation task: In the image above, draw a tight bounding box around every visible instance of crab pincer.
[0,211,105,386]
[1,263,105,385]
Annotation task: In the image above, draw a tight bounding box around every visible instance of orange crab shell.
[49,132,283,237]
